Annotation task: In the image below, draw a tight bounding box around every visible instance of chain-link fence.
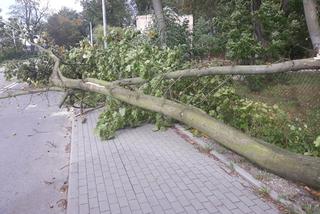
[161,66,320,156]
[230,70,320,156]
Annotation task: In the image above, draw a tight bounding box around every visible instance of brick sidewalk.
[67,111,279,214]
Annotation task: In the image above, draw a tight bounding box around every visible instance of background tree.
[81,0,131,27]
[212,0,310,63]
[164,0,217,20]
[46,8,86,47]
[152,0,166,46]
[135,0,216,20]
[135,0,152,14]
[9,0,48,52]
[303,0,320,54]
[0,9,25,62]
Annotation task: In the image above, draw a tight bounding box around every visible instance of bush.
[4,54,53,86]
[61,28,186,81]
[0,48,29,64]
[192,17,220,58]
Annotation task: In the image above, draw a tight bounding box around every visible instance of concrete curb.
[173,124,306,214]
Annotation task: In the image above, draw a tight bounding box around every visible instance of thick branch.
[112,58,320,86]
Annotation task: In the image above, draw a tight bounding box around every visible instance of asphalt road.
[0,68,71,214]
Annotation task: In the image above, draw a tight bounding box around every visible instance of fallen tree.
[1,37,319,190]
[25,42,316,189]
[1,0,320,190]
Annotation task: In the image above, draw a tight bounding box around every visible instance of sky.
[0,0,82,19]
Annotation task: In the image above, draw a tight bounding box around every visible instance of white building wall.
[136,14,193,33]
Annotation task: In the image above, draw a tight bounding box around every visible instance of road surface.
[0,67,71,214]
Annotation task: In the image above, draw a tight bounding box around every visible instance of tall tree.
[9,0,48,52]
[0,9,22,50]
[152,0,166,46]
[46,8,86,47]
[135,0,152,14]
[81,0,131,27]
[135,0,217,20]
[303,0,320,54]
[251,0,266,47]
[164,0,217,20]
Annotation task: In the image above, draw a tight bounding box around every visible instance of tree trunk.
[51,74,320,190]
[251,0,267,47]
[151,0,166,46]
[281,0,289,16]
[303,0,320,53]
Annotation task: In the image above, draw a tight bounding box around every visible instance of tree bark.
[151,0,166,46]
[303,0,320,53]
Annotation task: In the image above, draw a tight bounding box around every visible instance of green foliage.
[4,23,319,157]
[145,7,191,51]
[213,0,310,63]
[163,0,217,20]
[0,48,28,64]
[59,27,320,156]
[46,8,86,47]
[163,8,191,50]
[61,28,186,138]
[81,0,132,27]
[61,28,185,81]
[4,54,53,86]
[96,98,174,140]
[96,99,146,140]
[192,17,220,58]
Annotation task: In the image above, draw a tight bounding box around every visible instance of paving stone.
[89,197,99,209]
[140,203,153,214]
[89,207,100,214]
[99,201,109,212]
[79,204,89,214]
[67,112,280,214]
[129,200,141,211]
[118,197,129,207]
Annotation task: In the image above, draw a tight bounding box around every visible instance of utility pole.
[101,0,107,48]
